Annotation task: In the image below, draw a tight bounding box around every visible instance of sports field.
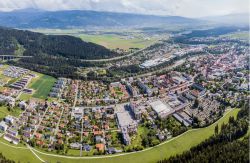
[0,109,240,163]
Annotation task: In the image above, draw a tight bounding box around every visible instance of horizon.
[0,0,248,18]
[0,7,249,19]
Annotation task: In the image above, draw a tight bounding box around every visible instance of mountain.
[0,27,118,78]
[0,9,198,28]
[201,13,249,26]
[0,27,118,59]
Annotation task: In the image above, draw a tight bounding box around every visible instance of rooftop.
[150,100,173,118]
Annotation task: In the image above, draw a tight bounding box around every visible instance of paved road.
[0,109,234,162]
[135,59,186,78]
[80,44,153,62]
[53,107,65,136]
[31,106,49,139]
[73,81,79,108]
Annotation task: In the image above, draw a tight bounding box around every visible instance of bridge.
[0,55,33,61]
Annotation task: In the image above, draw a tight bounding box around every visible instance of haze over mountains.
[0,9,201,29]
[202,13,249,26]
[0,9,248,29]
[0,9,217,29]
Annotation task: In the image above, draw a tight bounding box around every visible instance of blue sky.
[0,0,248,17]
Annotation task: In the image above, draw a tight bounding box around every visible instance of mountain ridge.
[0,9,198,28]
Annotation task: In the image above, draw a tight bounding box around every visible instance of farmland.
[20,73,56,100]
[78,34,158,50]
[31,29,160,50]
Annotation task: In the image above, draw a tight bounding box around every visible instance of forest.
[0,27,118,78]
[173,27,249,45]
[0,27,118,59]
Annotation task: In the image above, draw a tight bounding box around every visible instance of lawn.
[20,73,56,100]
[0,109,239,163]
[19,93,32,101]
[130,125,148,147]
[0,141,38,163]
[0,106,23,120]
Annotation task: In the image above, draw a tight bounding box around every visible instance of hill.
[201,13,249,26]
[0,27,118,59]
[0,9,198,28]
[0,27,117,78]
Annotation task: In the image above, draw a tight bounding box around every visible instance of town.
[0,32,249,157]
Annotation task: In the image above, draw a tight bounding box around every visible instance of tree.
[214,124,219,135]
[193,99,199,108]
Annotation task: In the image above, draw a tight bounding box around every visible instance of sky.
[0,0,248,17]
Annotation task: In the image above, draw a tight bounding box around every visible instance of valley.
[0,5,249,163]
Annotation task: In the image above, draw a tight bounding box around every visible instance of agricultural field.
[0,109,239,163]
[31,29,160,50]
[0,65,56,100]
[77,34,158,50]
[220,31,249,41]
[20,73,56,100]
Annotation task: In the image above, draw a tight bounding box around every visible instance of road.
[135,59,186,78]
[70,81,84,157]
[80,45,151,62]
[0,108,235,163]
[53,107,65,136]
[73,81,79,108]
[31,106,49,139]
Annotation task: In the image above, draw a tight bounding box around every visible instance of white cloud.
[0,0,248,17]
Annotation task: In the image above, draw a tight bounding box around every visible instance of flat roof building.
[0,121,8,131]
[149,100,173,118]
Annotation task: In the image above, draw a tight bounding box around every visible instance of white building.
[0,121,8,131]
[149,100,173,118]
[4,115,14,124]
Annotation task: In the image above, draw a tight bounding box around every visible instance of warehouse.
[149,100,173,118]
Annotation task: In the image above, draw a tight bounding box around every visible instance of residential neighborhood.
[0,38,248,156]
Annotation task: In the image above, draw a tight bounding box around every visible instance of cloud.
[0,0,248,17]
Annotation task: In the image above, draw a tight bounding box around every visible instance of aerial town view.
[0,0,249,163]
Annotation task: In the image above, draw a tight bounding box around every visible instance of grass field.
[0,106,23,120]
[31,29,159,50]
[0,109,240,163]
[0,65,55,100]
[19,74,56,100]
[77,34,157,50]
[221,31,249,40]
[0,141,38,163]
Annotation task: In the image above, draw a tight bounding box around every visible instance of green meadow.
[19,73,56,100]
